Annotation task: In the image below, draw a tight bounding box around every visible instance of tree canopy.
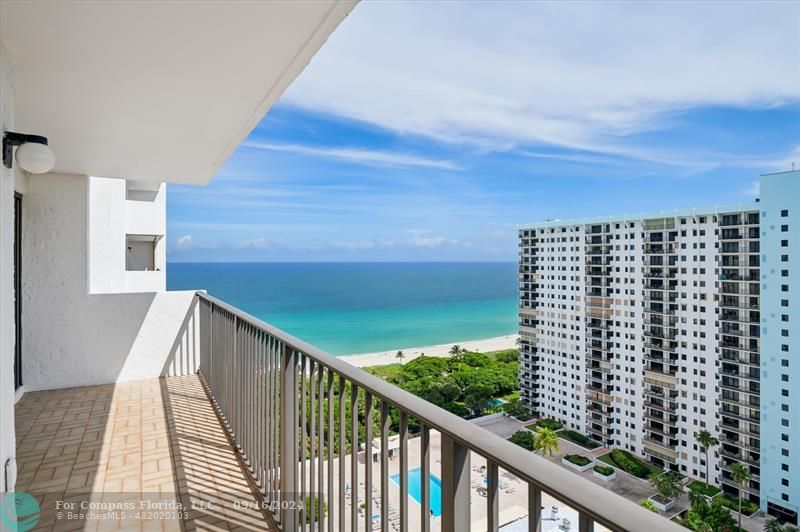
[367,349,519,418]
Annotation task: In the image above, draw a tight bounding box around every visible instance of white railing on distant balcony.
[196,292,683,532]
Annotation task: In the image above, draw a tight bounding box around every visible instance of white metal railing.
[196,292,683,532]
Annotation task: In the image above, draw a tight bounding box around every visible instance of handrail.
[196,291,683,532]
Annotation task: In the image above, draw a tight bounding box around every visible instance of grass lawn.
[686,480,722,498]
[561,430,601,449]
[597,450,662,479]
[719,494,759,517]
[364,363,404,381]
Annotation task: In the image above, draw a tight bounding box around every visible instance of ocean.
[167,262,518,356]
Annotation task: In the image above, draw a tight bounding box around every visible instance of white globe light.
[16,142,55,174]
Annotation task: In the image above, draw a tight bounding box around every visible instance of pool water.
[390,468,443,517]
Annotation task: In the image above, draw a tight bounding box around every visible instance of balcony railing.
[196,293,681,532]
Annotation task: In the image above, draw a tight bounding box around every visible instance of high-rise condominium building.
[518,170,799,525]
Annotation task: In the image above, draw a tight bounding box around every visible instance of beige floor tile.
[15,374,276,531]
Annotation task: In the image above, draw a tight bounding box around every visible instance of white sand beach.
[340,334,519,368]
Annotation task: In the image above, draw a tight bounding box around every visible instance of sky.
[167,1,800,263]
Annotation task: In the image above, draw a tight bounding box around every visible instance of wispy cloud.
[175,235,193,250]
[285,2,799,161]
[242,141,460,170]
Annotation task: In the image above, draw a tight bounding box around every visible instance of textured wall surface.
[22,173,198,391]
[0,41,18,492]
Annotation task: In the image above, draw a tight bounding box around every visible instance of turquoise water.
[167,262,517,356]
[390,468,442,517]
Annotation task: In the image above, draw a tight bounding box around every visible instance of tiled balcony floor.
[15,374,276,531]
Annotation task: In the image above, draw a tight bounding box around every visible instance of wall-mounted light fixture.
[3,131,55,174]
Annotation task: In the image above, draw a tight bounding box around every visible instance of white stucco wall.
[88,176,167,294]
[0,41,19,493]
[125,182,165,237]
[22,173,199,391]
[88,176,127,293]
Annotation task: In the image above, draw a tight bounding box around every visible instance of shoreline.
[340,334,519,368]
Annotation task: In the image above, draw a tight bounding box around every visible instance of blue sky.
[168,1,800,262]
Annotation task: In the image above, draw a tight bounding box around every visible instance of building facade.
[759,171,800,524]
[518,170,799,524]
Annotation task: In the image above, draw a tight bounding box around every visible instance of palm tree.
[730,462,751,532]
[533,427,560,457]
[696,429,718,487]
[649,471,683,505]
[764,519,784,532]
[395,350,405,364]
[449,344,462,355]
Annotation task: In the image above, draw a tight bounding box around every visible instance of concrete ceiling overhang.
[1,0,356,184]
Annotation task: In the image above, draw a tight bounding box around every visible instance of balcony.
[12,292,682,531]
[644,371,678,389]
[15,375,272,530]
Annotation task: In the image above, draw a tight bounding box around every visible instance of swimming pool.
[390,468,443,517]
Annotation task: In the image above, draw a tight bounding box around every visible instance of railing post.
[441,434,470,532]
[579,513,594,532]
[280,343,297,531]
[528,483,541,532]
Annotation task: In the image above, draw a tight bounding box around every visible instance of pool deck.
[318,428,611,532]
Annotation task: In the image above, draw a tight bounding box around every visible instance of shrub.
[568,430,588,443]
[304,496,327,524]
[503,397,528,418]
[536,418,563,431]
[609,449,651,479]
[508,430,535,451]
[718,494,759,516]
[686,480,721,498]
[650,471,683,501]
[565,454,591,466]
[594,465,614,476]
[640,499,658,513]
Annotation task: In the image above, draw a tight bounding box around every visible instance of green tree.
[460,351,491,367]
[765,519,784,532]
[464,383,493,416]
[684,491,737,532]
[509,430,535,451]
[639,499,658,513]
[494,350,519,363]
[533,427,560,457]
[503,397,528,418]
[395,350,405,364]
[649,471,683,503]
[400,356,448,380]
[451,366,479,392]
[449,344,463,355]
[730,462,751,532]
[696,429,718,488]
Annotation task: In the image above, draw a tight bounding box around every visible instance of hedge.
[719,494,759,516]
[565,454,591,466]
[567,430,588,444]
[594,465,615,476]
[564,430,600,449]
[608,449,654,479]
[686,481,721,498]
[535,418,563,431]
